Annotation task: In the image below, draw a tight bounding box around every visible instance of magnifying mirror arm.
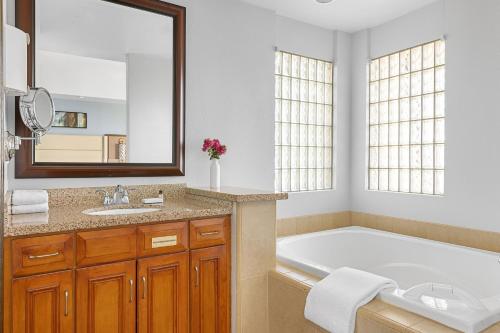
[5,131,42,161]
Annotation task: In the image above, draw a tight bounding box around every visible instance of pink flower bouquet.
[202,138,227,160]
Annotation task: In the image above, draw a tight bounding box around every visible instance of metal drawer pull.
[199,231,219,237]
[64,290,69,316]
[152,235,177,248]
[129,279,134,303]
[28,252,60,259]
[194,266,200,287]
[142,276,147,299]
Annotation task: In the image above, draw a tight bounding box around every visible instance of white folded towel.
[11,203,49,215]
[304,267,398,333]
[11,213,49,225]
[12,190,48,206]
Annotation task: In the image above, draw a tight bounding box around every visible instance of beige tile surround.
[269,267,500,333]
[351,212,500,253]
[236,201,277,333]
[277,211,351,237]
[278,211,500,253]
[273,211,500,332]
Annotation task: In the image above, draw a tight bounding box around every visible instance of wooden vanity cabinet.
[4,216,231,333]
[76,260,136,333]
[76,227,137,267]
[11,233,74,277]
[190,245,230,333]
[138,252,189,333]
[12,270,74,333]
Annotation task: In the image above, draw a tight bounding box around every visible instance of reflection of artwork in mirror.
[53,111,87,129]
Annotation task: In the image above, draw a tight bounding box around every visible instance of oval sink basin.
[84,208,161,216]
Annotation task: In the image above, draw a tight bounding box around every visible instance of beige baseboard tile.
[279,211,500,253]
[277,211,351,237]
[351,211,500,253]
[276,217,297,237]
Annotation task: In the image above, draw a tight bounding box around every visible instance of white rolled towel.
[11,213,49,225]
[11,203,49,215]
[12,190,48,206]
[305,267,398,333]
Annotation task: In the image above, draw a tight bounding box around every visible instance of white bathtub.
[277,226,500,333]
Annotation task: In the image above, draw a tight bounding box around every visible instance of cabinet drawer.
[12,233,74,277]
[190,217,228,249]
[137,222,188,257]
[76,227,136,266]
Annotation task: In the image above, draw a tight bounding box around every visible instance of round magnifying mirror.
[19,87,55,136]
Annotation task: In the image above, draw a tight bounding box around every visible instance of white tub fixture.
[277,227,500,333]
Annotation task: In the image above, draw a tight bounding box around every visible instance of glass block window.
[368,40,445,195]
[275,51,334,192]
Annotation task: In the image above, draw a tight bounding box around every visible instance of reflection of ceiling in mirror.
[35,0,174,62]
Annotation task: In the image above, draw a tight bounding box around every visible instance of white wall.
[126,54,173,163]
[13,0,500,228]
[350,0,500,232]
[36,50,126,101]
[8,0,353,218]
[275,16,351,218]
[7,0,277,199]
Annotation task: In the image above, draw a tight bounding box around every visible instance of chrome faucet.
[112,185,134,205]
[96,185,135,206]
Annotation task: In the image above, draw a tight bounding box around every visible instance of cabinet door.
[138,252,189,333]
[12,270,73,333]
[190,245,229,333]
[76,260,136,333]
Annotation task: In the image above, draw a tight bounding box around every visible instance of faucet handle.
[122,188,137,204]
[96,189,112,206]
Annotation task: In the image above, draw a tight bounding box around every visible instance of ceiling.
[238,0,440,33]
[36,0,173,62]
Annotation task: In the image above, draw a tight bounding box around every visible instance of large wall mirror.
[15,0,185,177]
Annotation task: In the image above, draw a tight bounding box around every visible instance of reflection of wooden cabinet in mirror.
[34,134,129,163]
[14,0,186,178]
[35,134,105,163]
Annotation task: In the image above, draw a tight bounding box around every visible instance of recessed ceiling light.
[316,0,333,3]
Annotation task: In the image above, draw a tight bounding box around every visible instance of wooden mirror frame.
[15,0,186,178]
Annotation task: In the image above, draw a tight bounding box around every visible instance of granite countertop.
[4,197,232,237]
[187,186,288,202]
[4,184,287,237]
